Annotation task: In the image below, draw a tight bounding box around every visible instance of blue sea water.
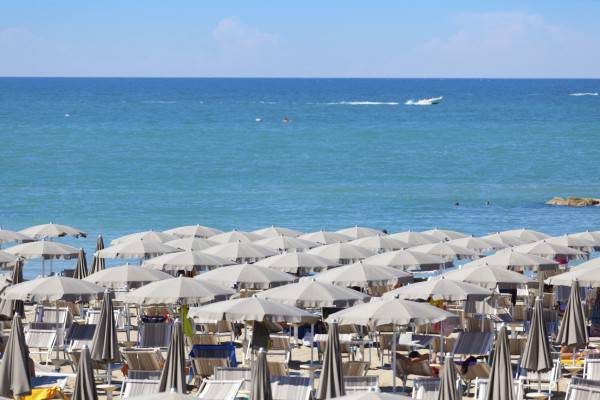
[0,78,599,276]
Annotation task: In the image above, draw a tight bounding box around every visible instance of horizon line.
[1,75,600,80]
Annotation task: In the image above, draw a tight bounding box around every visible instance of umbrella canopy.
[96,239,180,259]
[91,235,106,273]
[196,263,296,290]
[203,241,277,263]
[364,249,451,272]
[72,346,97,400]
[388,231,437,247]
[164,237,217,252]
[2,276,104,302]
[437,354,461,400]
[486,326,514,400]
[0,229,32,245]
[442,264,534,289]
[121,277,234,305]
[0,314,31,398]
[209,230,263,244]
[545,257,600,287]
[315,261,412,288]
[254,252,339,275]
[164,224,223,239]
[91,291,120,364]
[498,229,549,244]
[520,298,552,373]
[570,230,600,250]
[382,278,492,301]
[85,264,171,289]
[111,230,177,245]
[143,251,233,272]
[307,243,376,264]
[159,320,186,393]
[4,240,79,260]
[545,234,596,252]
[316,322,345,399]
[447,236,502,252]
[0,250,18,267]
[480,233,527,248]
[251,348,273,400]
[422,228,468,241]
[0,258,25,318]
[299,230,352,245]
[336,226,384,239]
[464,249,559,272]
[410,242,478,260]
[349,235,409,253]
[256,279,370,308]
[19,222,86,239]
[325,297,455,328]
[556,280,588,348]
[253,235,317,252]
[188,297,318,324]
[253,226,303,238]
[74,248,89,279]
[512,240,585,260]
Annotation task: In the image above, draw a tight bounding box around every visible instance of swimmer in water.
[283,117,290,123]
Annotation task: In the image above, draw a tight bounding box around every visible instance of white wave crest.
[141,100,178,104]
[327,101,399,105]
[569,92,599,96]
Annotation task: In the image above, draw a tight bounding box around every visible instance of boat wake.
[405,96,443,106]
[327,101,399,105]
[569,92,598,96]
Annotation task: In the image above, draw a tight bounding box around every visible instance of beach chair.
[191,357,230,384]
[565,378,600,400]
[213,366,251,391]
[457,362,490,394]
[271,376,312,400]
[138,320,173,348]
[267,360,289,377]
[412,377,440,400]
[474,377,524,400]
[65,323,96,350]
[34,305,72,326]
[518,359,561,394]
[584,353,600,380]
[343,375,379,393]
[269,334,292,364]
[29,372,72,399]
[396,353,434,389]
[186,333,220,346]
[196,379,244,400]
[121,348,165,376]
[25,328,57,363]
[452,331,494,358]
[342,361,369,377]
[120,378,161,398]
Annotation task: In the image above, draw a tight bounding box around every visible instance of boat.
[406,96,443,106]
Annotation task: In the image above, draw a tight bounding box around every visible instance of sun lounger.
[412,377,440,400]
[26,328,57,363]
[585,353,600,380]
[518,359,561,394]
[213,366,251,391]
[120,378,161,399]
[191,357,230,384]
[343,361,369,377]
[121,348,165,372]
[452,331,494,356]
[474,377,523,400]
[396,353,434,389]
[186,333,220,346]
[138,320,173,348]
[343,375,379,392]
[565,378,600,400]
[267,360,289,377]
[196,379,244,400]
[269,334,292,364]
[271,376,312,400]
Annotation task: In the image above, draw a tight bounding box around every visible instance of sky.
[1,1,600,78]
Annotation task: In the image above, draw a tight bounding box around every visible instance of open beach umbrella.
[0,250,18,268]
[72,346,97,400]
[363,249,451,272]
[196,263,296,290]
[254,235,317,252]
[1,275,104,302]
[111,230,177,245]
[143,250,234,273]
[121,276,234,305]
[202,241,277,263]
[513,240,585,261]
[0,314,31,398]
[4,240,79,275]
[336,226,384,239]
[442,264,534,289]
[438,354,461,400]
[0,229,32,246]
[251,348,273,400]
[570,230,600,250]
[545,234,596,252]
[91,235,106,273]
[486,326,514,400]
[254,252,339,275]
[349,235,409,253]
[164,237,217,252]
[422,228,468,241]
[556,280,588,349]
[307,243,376,264]
[256,278,370,308]
[96,239,180,260]
[164,224,223,239]
[209,230,264,244]
[464,249,559,272]
[545,257,600,287]
[388,231,437,247]
[480,233,527,248]
[73,248,89,279]
[315,261,412,289]
[317,322,345,399]
[299,230,352,245]
[0,258,25,319]
[499,229,549,244]
[252,226,303,238]
[410,242,478,260]
[159,320,186,393]
[520,298,552,392]
[382,278,492,301]
[85,264,171,289]
[19,222,86,239]
[91,290,120,384]
[447,236,501,252]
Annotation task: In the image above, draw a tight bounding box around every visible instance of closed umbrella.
[442,264,534,289]
[0,314,31,398]
[164,224,223,239]
[159,320,186,393]
[73,248,89,279]
[349,235,409,253]
[383,278,492,301]
[121,277,234,305]
[307,243,376,264]
[111,230,177,245]
[19,222,86,239]
[253,226,303,238]
[499,229,548,243]
[422,228,468,241]
[0,229,32,246]
[203,241,277,263]
[299,230,352,245]
[486,326,514,400]
[545,257,600,287]
[336,226,384,239]
[85,264,171,289]
[196,263,296,290]
[143,251,233,273]
[5,240,79,276]
[0,258,25,319]
[520,298,552,394]
[388,231,437,247]
[255,252,339,275]
[91,290,120,384]
[251,348,272,400]
[254,235,317,252]
[91,235,106,273]
[437,354,460,400]
[556,280,588,355]
[72,346,97,400]
[364,250,451,272]
[317,322,345,399]
[315,261,412,289]
[210,230,263,244]
[96,239,179,260]
[164,237,217,252]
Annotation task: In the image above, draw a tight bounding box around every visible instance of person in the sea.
[283,116,290,123]
[454,202,460,207]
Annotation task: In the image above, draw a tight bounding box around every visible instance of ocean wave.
[141,100,178,104]
[327,101,399,105]
[259,101,278,104]
[569,92,598,96]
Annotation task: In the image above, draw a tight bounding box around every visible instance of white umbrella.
[111,230,177,245]
[463,249,559,272]
[447,236,502,252]
[121,277,234,305]
[203,241,277,263]
[0,250,18,268]
[0,229,32,245]
[570,230,600,250]
[209,230,263,244]
[164,237,217,251]
[498,228,549,243]
[512,240,585,260]
[142,250,233,272]
[545,257,600,287]
[480,232,527,248]
[4,240,79,275]
[363,249,451,272]
[19,222,86,239]
[442,264,535,289]
[84,264,171,289]
[315,261,412,288]
[1,276,104,303]
[253,235,317,252]
[163,224,223,238]
[382,278,492,301]
[422,228,468,241]
[96,239,180,260]
[195,263,296,289]
[545,234,596,252]
[254,252,339,275]
[252,226,303,238]
[349,235,409,253]
[336,226,384,239]
[410,241,478,260]
[387,231,437,247]
[299,230,352,245]
[307,243,376,264]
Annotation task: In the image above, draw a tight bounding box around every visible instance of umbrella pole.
[440,321,445,361]
[55,302,61,360]
[107,360,112,385]
[392,324,397,392]
[42,258,45,277]
[310,323,314,366]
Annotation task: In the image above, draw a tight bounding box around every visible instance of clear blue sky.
[2,1,600,78]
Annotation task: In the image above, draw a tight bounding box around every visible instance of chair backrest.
[343,375,379,393]
[342,361,369,377]
[186,333,219,346]
[270,335,291,351]
[34,305,71,325]
[127,370,162,380]
[452,331,494,356]
[25,329,57,348]
[395,354,433,378]
[65,324,96,344]
[121,349,164,371]
[197,379,243,400]
[508,337,526,356]
[585,356,600,381]
[461,363,491,381]
[139,321,173,348]
[192,357,230,377]
[120,379,160,399]
[413,377,440,400]
[267,360,289,377]
[271,376,312,400]
[213,367,251,391]
[566,378,600,400]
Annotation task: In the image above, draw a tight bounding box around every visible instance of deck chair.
[474,377,524,400]
[191,357,230,384]
[267,360,289,377]
[196,379,244,400]
[213,366,251,391]
[121,348,164,379]
[457,362,490,394]
[342,361,369,377]
[584,353,600,380]
[65,323,96,350]
[25,328,57,363]
[343,375,379,393]
[120,378,161,399]
[34,305,72,325]
[138,320,173,348]
[412,377,440,400]
[271,376,312,400]
[396,353,434,389]
[269,334,292,364]
[452,331,494,357]
[29,372,72,399]
[508,337,527,357]
[565,377,600,400]
[518,359,561,394]
[186,333,220,346]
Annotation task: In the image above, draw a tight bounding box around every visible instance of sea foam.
[327,101,399,105]
[569,92,598,96]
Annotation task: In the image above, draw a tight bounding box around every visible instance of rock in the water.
[546,196,600,207]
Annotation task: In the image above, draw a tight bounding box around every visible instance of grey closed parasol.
[251,348,273,400]
[0,314,32,397]
[72,345,98,400]
[486,326,514,400]
[159,320,187,393]
[74,248,89,279]
[0,258,25,319]
[556,280,588,349]
[91,290,120,384]
[317,322,345,399]
[91,235,106,273]
[437,354,461,400]
[520,298,552,393]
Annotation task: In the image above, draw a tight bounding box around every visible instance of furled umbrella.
[422,228,468,241]
[486,326,514,400]
[195,263,296,290]
[159,320,187,393]
[121,277,234,306]
[72,345,98,400]
[437,354,461,400]
[336,226,384,239]
[143,250,233,273]
[252,226,303,238]
[19,222,87,239]
[0,258,25,319]
[251,348,272,400]
[164,224,223,239]
[91,235,106,273]
[73,248,89,279]
[520,298,553,394]
[0,314,31,398]
[91,289,120,385]
[556,280,588,363]
[364,249,452,272]
[316,321,345,399]
[4,240,79,276]
[254,252,339,275]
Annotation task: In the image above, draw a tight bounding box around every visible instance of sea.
[0,78,599,277]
